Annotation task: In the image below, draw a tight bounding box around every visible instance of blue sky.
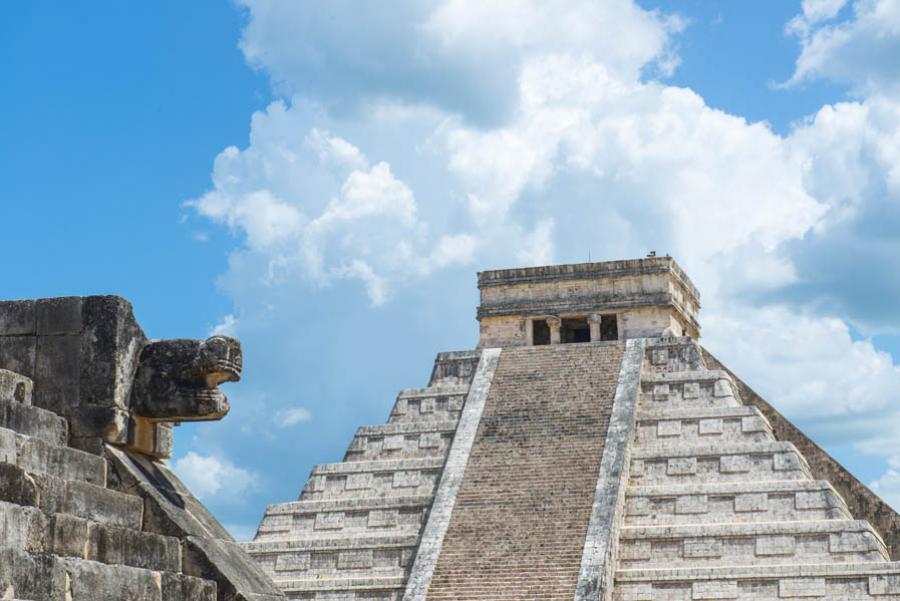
[3,0,900,540]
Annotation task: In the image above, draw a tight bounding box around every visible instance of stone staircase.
[613,338,900,600]
[0,368,217,600]
[244,352,480,601]
[425,343,626,601]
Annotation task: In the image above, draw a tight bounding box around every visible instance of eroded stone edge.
[574,338,646,601]
[401,348,501,601]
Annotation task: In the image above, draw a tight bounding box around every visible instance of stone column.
[547,316,562,345]
[524,318,534,346]
[587,314,601,342]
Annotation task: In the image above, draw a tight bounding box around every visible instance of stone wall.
[703,348,900,561]
[476,257,701,347]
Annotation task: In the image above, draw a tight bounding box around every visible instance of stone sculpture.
[131,335,242,421]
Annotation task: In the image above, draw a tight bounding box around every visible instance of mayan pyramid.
[246,255,900,600]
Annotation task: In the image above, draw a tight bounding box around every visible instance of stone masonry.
[0,295,284,601]
[235,256,900,600]
[244,351,482,600]
[425,343,624,600]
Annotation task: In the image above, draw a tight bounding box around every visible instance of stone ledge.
[264,494,433,516]
[311,457,445,475]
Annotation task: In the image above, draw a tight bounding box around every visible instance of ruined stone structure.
[248,256,900,600]
[0,296,284,600]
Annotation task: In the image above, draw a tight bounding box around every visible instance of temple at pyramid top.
[477,254,701,347]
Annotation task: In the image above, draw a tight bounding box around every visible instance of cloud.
[785,0,900,95]
[871,456,900,511]
[210,314,238,337]
[186,0,900,530]
[236,0,683,124]
[275,407,312,427]
[171,451,258,501]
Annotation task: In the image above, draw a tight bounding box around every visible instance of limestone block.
[369,509,399,528]
[652,350,668,366]
[683,382,700,399]
[348,436,367,452]
[419,432,441,449]
[741,415,767,433]
[627,496,651,516]
[756,535,796,557]
[0,335,37,379]
[36,297,83,335]
[420,398,435,414]
[773,452,802,471]
[720,454,751,473]
[0,397,67,445]
[392,471,420,488]
[778,577,825,597]
[713,379,733,398]
[698,418,724,435]
[830,531,873,553]
[667,457,697,475]
[618,583,652,601]
[676,495,708,515]
[795,491,829,510]
[338,549,374,569]
[345,473,372,490]
[869,574,900,595]
[0,300,36,335]
[620,541,651,561]
[275,553,310,572]
[653,384,670,401]
[0,369,32,405]
[734,493,768,513]
[657,420,682,437]
[315,512,345,530]
[692,580,737,599]
[383,435,405,451]
[684,538,722,559]
[87,522,182,571]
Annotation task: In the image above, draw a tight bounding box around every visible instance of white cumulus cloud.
[171,451,258,501]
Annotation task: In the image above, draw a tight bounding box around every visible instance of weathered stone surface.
[130,336,241,421]
[426,344,625,600]
[704,348,900,562]
[0,294,284,601]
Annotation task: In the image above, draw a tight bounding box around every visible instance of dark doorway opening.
[562,318,591,343]
[532,320,550,345]
[600,314,618,341]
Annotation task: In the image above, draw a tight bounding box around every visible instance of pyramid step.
[255,494,430,541]
[0,462,142,528]
[388,385,469,424]
[643,339,706,373]
[0,426,106,486]
[346,420,458,461]
[0,500,180,572]
[0,397,66,445]
[0,369,33,406]
[635,405,773,447]
[618,520,889,569]
[640,370,741,410]
[630,441,811,485]
[301,457,444,501]
[61,555,216,601]
[614,561,900,600]
[274,573,405,597]
[245,533,416,581]
[624,480,851,526]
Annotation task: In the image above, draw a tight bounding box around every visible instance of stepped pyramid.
[248,256,900,600]
[0,296,284,600]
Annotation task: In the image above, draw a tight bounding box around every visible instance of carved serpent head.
[130,336,242,422]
